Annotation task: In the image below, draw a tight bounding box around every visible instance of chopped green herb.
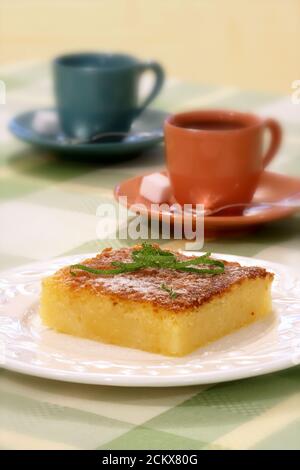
[160,283,179,299]
[70,242,225,277]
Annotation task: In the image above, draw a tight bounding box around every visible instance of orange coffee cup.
[164,109,282,210]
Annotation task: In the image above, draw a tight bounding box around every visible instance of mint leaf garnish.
[70,242,225,277]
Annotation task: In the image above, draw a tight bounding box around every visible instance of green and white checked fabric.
[0,61,300,450]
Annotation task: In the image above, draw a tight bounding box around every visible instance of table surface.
[0,61,300,450]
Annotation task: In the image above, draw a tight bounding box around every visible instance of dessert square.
[40,245,274,356]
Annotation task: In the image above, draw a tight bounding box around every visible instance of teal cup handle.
[136,61,165,116]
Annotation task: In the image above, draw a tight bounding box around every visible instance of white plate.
[0,253,300,387]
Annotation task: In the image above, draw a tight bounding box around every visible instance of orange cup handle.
[263,118,282,168]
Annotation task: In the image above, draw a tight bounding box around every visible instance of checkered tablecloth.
[0,61,300,450]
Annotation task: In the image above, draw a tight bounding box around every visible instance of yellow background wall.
[1,0,299,93]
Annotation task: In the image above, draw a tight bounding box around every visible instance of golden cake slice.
[40,244,274,356]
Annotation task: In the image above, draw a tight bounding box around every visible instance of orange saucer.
[114,171,300,236]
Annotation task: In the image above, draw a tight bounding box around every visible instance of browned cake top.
[55,246,273,311]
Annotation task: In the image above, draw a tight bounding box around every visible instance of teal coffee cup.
[53,52,165,140]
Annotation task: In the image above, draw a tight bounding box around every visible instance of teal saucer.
[9,108,166,161]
